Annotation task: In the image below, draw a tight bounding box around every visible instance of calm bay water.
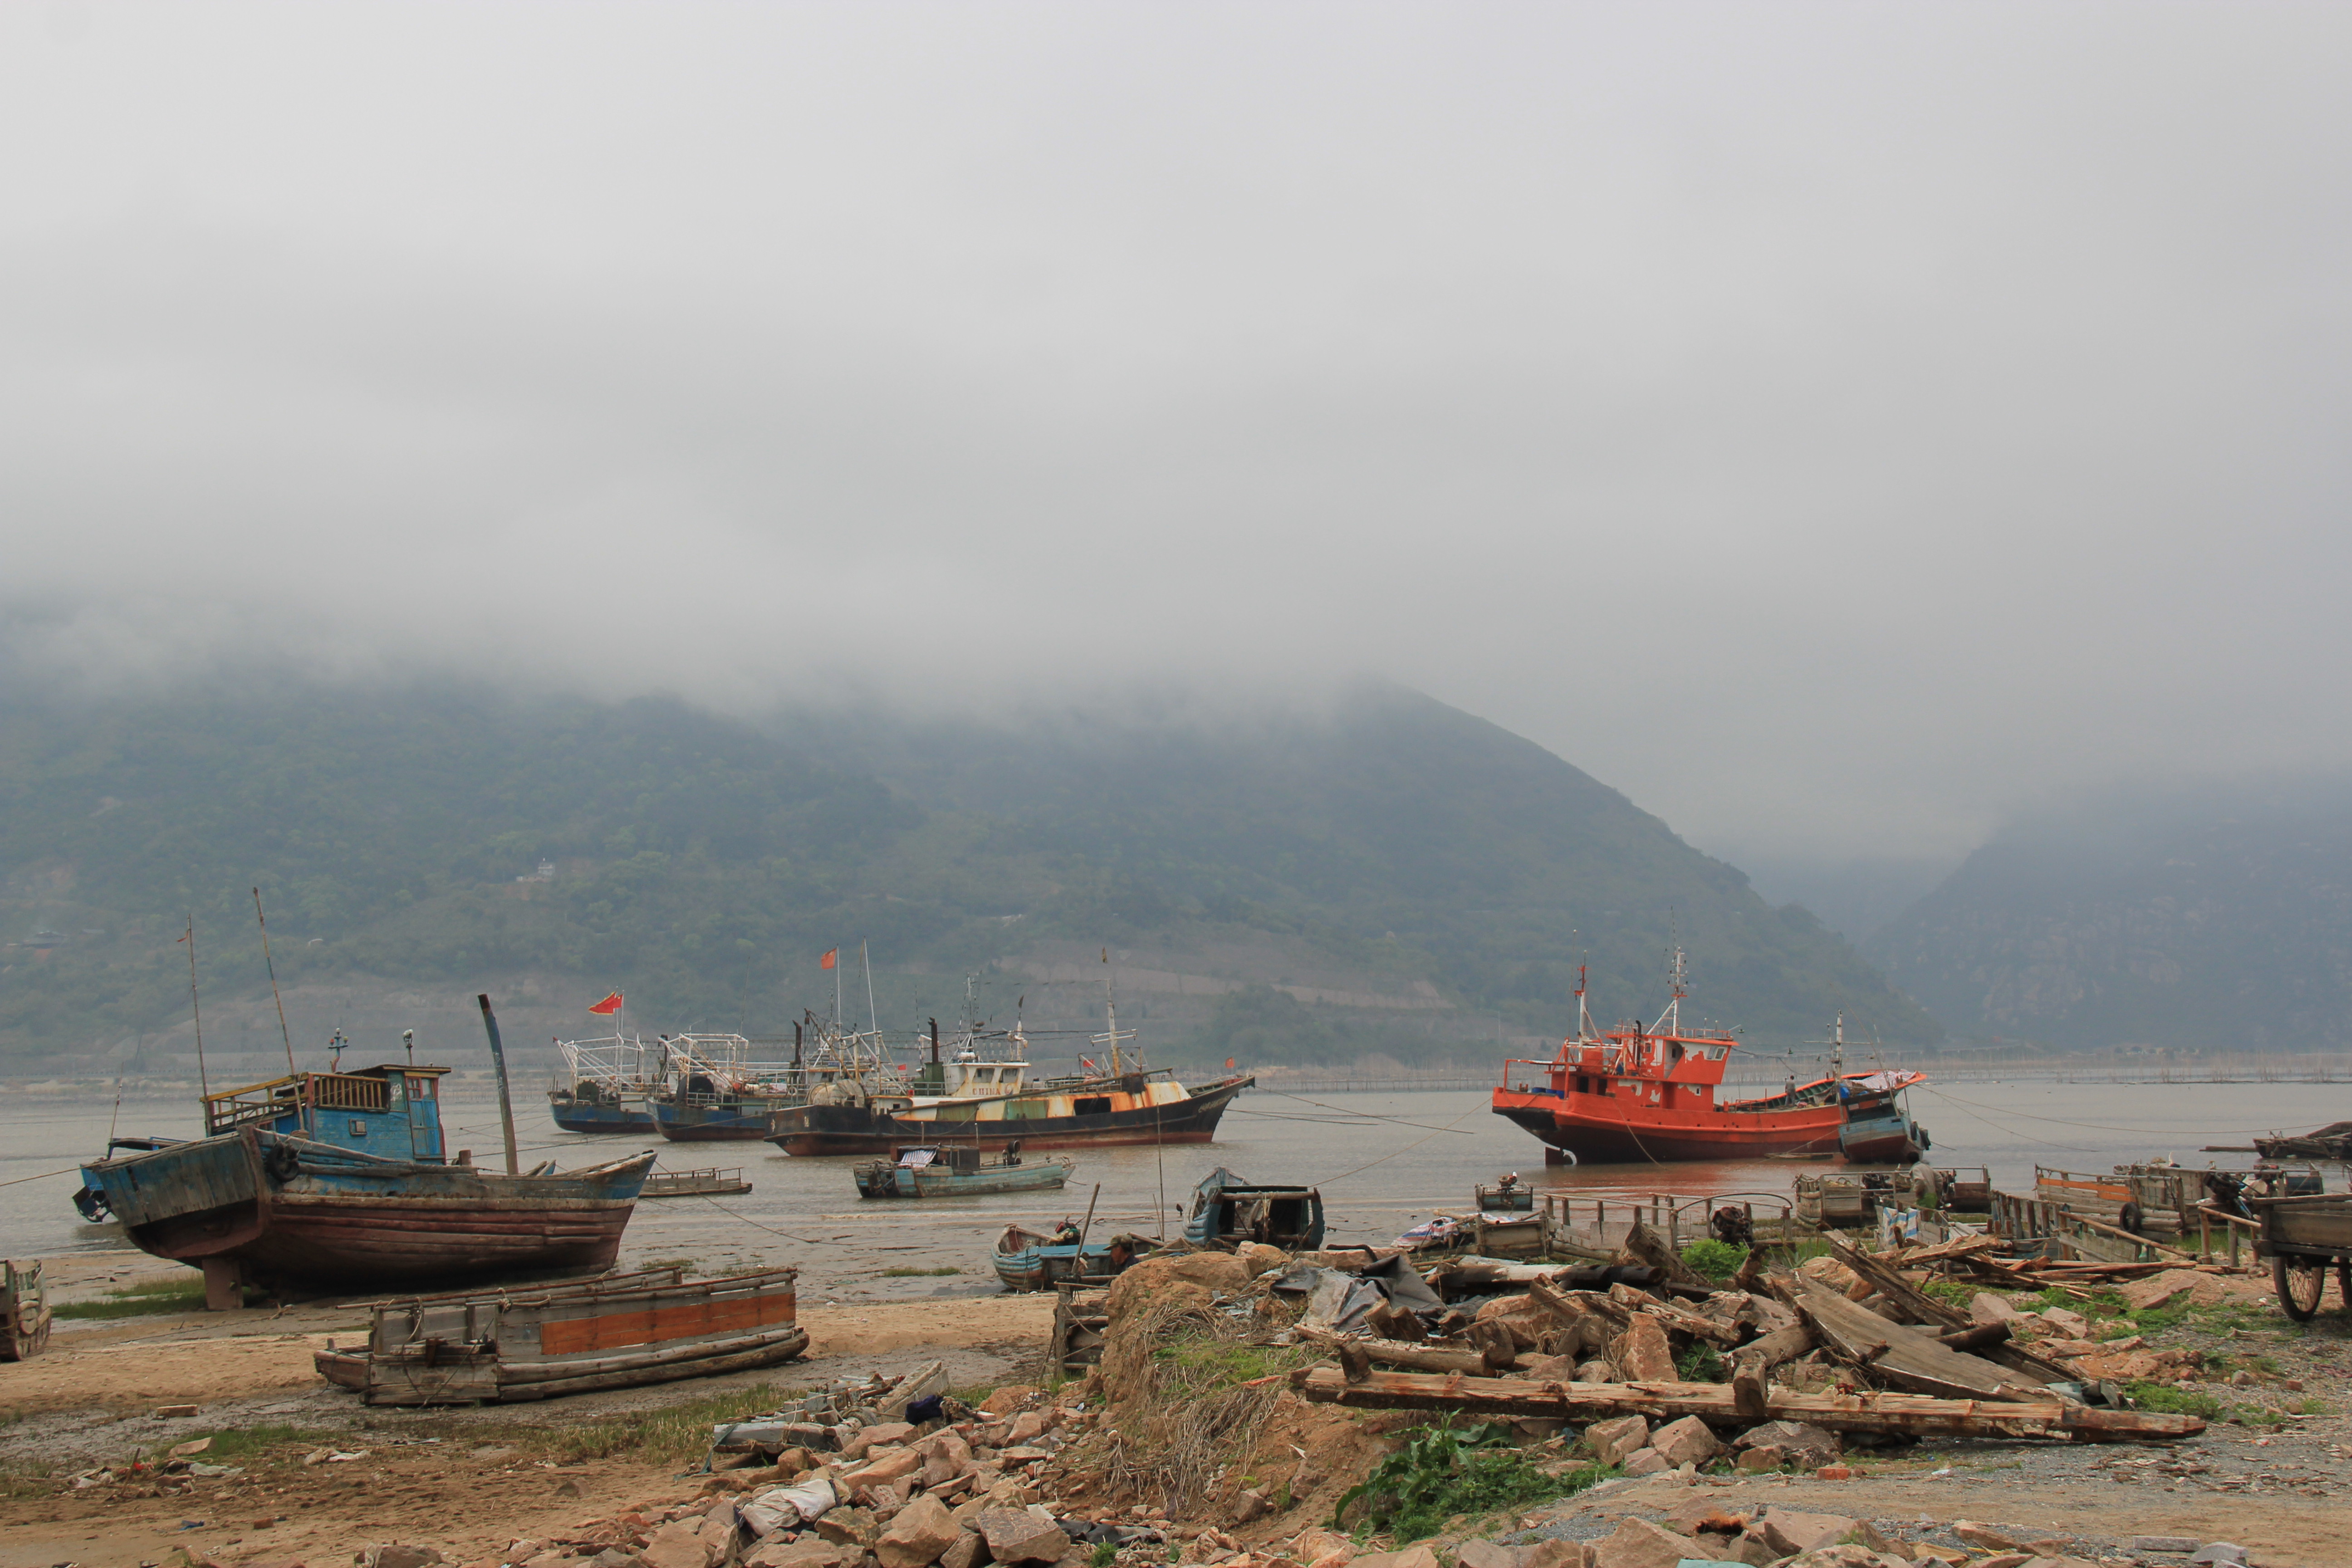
[5,1077,2343,1294]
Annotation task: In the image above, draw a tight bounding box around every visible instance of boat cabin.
[908,1054,1029,1101]
[1183,1168,1326,1250]
[895,1145,980,1173]
[202,1065,450,1162]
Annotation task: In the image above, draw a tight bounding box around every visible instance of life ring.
[264,1144,302,1183]
[2118,1200,2143,1236]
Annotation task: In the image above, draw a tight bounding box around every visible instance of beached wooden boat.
[853,1144,1073,1199]
[314,1265,805,1403]
[991,1225,1153,1290]
[78,1064,654,1304]
[1181,1167,1326,1250]
[0,1260,49,1360]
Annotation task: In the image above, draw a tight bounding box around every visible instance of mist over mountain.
[1865,781,2352,1049]
[0,680,1937,1073]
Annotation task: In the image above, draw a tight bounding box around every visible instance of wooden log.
[1731,1359,1768,1420]
[1299,1324,1493,1377]
[1638,1297,1746,1347]
[1819,1236,2076,1383]
[1285,1364,2205,1441]
[1732,1322,1816,1373]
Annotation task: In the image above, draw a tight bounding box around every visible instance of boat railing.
[204,1071,391,1135]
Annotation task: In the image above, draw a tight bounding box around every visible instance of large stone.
[1780,1550,1908,1568]
[1451,1539,1519,1568]
[878,1495,963,1568]
[917,1431,975,1469]
[1848,1521,1909,1561]
[1588,1518,1688,1568]
[1619,1448,1671,1477]
[1951,1522,2024,1552]
[1609,1315,1675,1382]
[938,1534,990,1568]
[1474,1294,1533,1321]
[814,1508,879,1548]
[971,1508,1069,1564]
[2038,1307,2091,1338]
[1735,1446,1785,1473]
[640,1521,718,1568]
[1520,1544,1593,1568]
[845,1423,919,1460]
[1346,1548,1441,1568]
[1646,1414,1723,1467]
[1749,1509,1857,1557]
[1581,1414,1649,1465]
[1732,1420,1841,1468]
[745,1544,852,1568]
[1005,1411,1049,1446]
[1798,1255,1867,1299]
[843,1448,925,1492]
[1573,1357,1614,1382]
[365,1550,448,1568]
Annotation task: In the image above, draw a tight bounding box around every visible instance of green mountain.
[0,680,1938,1070]
[1865,781,2352,1049]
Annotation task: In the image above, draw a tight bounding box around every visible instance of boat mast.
[1658,941,1688,1038]
[1095,949,1136,1078]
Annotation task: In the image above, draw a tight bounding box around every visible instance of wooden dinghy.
[314,1265,807,1404]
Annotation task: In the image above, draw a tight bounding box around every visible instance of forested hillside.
[1867,781,2352,1048]
[0,680,1938,1068]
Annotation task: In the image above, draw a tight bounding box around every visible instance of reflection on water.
[1,1077,2334,1280]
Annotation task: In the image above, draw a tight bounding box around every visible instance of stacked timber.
[314,1264,807,1405]
[1285,1220,2207,1447]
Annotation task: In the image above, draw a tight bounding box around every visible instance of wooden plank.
[1285,1365,2203,1441]
[1778,1274,2046,1404]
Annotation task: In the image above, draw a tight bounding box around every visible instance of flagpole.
[862,939,879,1039]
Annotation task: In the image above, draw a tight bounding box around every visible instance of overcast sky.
[4,3,2347,872]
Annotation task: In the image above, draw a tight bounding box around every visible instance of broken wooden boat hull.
[1182,1167,1326,1250]
[317,1266,806,1404]
[991,1225,1152,1290]
[80,1127,654,1295]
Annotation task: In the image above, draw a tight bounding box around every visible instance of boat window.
[1074,1096,1112,1116]
[350,1119,368,1137]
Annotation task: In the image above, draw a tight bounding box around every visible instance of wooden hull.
[771,1075,1250,1157]
[1492,1089,1845,1162]
[81,1129,653,1294]
[549,1098,657,1135]
[652,1099,784,1141]
[322,1266,806,1404]
[855,1160,1074,1199]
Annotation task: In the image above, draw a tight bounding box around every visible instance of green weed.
[1090,1544,1117,1567]
[1674,1342,1724,1382]
[1150,1338,1308,1387]
[1677,1240,1747,1284]
[54,1278,209,1319]
[2123,1381,2220,1419]
[1333,1419,1610,1542]
[174,1423,318,1461]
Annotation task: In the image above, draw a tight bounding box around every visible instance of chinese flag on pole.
[1226,1057,1235,1070]
[588,991,624,1015]
[819,948,838,971]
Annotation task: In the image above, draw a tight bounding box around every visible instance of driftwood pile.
[1289,1222,2208,1452]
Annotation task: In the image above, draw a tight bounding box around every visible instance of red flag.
[819,948,838,970]
[1080,1057,1097,1072]
[588,991,623,1015]
[1225,1057,1235,1070]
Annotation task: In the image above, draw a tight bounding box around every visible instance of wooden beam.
[1285,1365,2204,1442]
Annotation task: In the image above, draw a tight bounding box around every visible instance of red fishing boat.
[1490,954,1926,1164]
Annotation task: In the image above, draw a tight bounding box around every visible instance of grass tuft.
[527,1382,790,1465]
[54,1278,209,1319]
[879,1267,962,1278]
[1333,1418,1610,1542]
[2123,1381,2220,1419]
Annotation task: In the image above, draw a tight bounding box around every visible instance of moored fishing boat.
[548,1031,661,1134]
[853,1143,1074,1199]
[990,1224,1153,1291]
[769,993,1250,1156]
[1491,955,1930,1165]
[649,1033,814,1141]
[1835,1068,1930,1163]
[78,1062,653,1304]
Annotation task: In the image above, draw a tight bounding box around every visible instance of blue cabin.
[204,1065,452,1162]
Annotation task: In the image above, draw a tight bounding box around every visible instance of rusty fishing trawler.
[1490,951,1926,1164]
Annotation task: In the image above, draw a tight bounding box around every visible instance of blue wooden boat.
[990,1224,1154,1290]
[549,1084,658,1135]
[1181,1167,1326,1250]
[77,1063,654,1305]
[855,1143,1074,1199]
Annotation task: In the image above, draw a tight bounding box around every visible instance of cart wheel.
[2275,1254,2327,1322]
[2119,1202,2143,1236]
